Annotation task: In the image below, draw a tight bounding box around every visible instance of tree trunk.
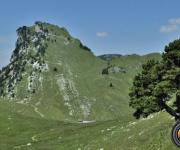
[176,91,180,113]
[158,99,180,119]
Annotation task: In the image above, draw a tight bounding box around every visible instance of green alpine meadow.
[0,21,179,150]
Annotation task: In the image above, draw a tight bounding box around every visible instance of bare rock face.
[0,22,50,99]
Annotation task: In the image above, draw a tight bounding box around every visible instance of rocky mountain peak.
[0,21,92,101]
[0,22,54,99]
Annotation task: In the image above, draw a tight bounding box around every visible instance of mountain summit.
[0,21,97,120]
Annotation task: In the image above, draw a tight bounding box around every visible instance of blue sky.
[0,0,180,68]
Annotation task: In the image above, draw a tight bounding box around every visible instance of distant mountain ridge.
[98,53,161,61]
[98,54,122,60]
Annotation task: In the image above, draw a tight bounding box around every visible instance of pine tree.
[129,39,180,119]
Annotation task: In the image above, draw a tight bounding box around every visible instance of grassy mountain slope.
[0,100,178,150]
[0,22,161,122]
[0,21,177,149]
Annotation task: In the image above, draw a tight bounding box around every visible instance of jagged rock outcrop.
[0,22,51,99]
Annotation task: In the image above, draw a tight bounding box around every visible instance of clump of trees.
[102,61,111,75]
[129,39,180,120]
[102,68,109,75]
[79,43,91,52]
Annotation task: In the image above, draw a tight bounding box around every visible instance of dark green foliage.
[175,74,180,89]
[163,39,180,67]
[102,61,112,75]
[110,83,113,87]
[11,93,15,98]
[44,28,49,34]
[1,67,5,71]
[32,89,35,94]
[35,21,42,25]
[38,45,46,55]
[53,67,58,72]
[129,60,161,118]
[16,26,31,49]
[79,43,91,52]
[0,89,3,95]
[67,37,71,41]
[102,68,109,75]
[129,39,180,119]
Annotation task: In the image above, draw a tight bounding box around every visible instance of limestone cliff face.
[0,22,50,99]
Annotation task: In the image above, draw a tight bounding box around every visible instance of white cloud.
[96,32,108,38]
[160,24,178,33]
[160,18,180,33]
